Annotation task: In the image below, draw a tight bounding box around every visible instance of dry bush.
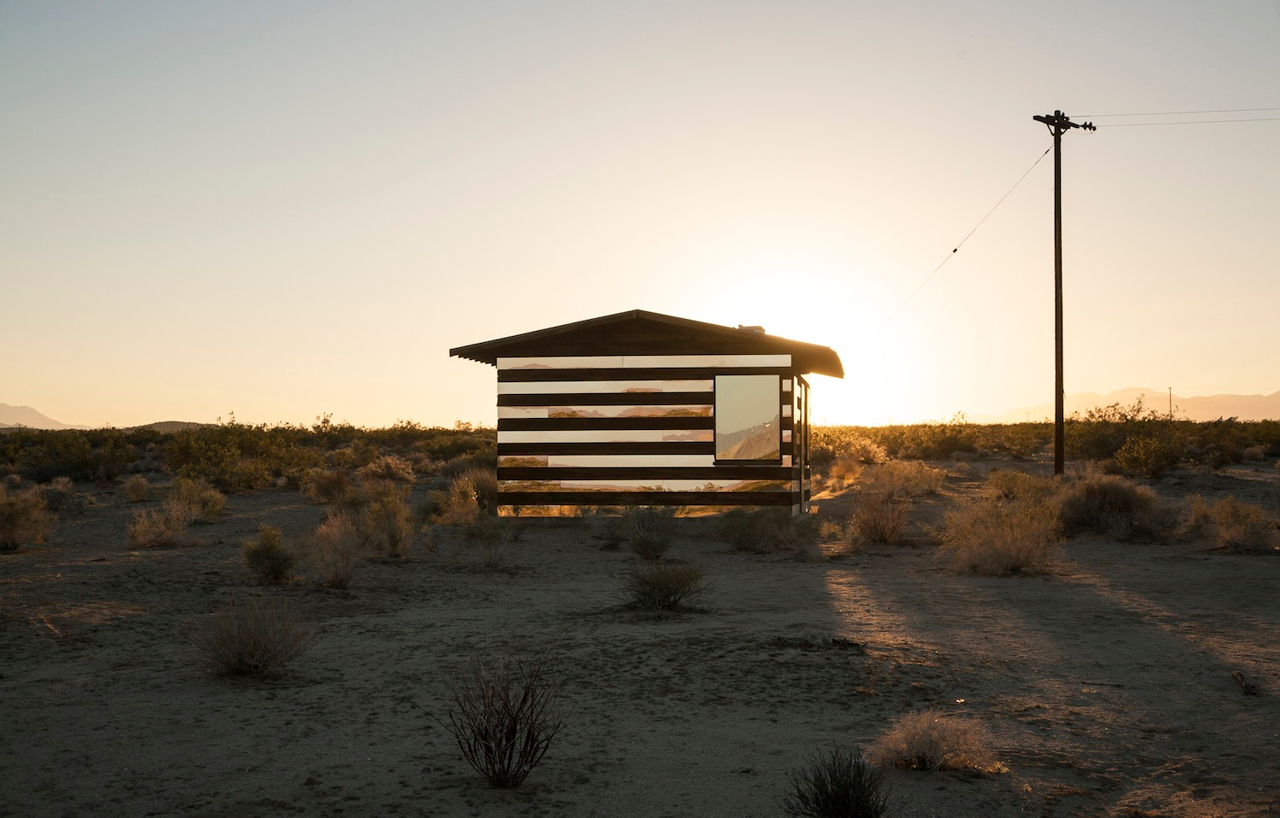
[242,524,295,584]
[464,514,516,567]
[1184,495,1280,553]
[1057,474,1174,540]
[432,475,481,526]
[870,709,1003,774]
[191,599,309,677]
[2,474,21,489]
[0,485,54,552]
[302,468,351,504]
[442,653,566,788]
[782,746,889,818]
[618,562,707,611]
[355,483,415,557]
[357,454,416,483]
[40,476,86,514]
[938,496,1061,575]
[861,460,944,499]
[169,477,225,522]
[1242,445,1267,462]
[459,465,499,511]
[716,507,819,555]
[123,475,151,503]
[127,496,198,547]
[987,469,1057,503]
[304,514,368,588]
[848,492,908,545]
[619,507,675,560]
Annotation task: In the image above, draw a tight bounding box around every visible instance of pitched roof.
[449,309,844,377]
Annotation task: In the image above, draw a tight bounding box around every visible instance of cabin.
[450,310,844,516]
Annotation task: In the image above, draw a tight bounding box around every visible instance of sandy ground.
[3,463,1280,818]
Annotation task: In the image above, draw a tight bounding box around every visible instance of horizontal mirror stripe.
[498,354,792,370]
[498,429,713,444]
[498,442,790,456]
[501,479,794,492]
[499,392,711,407]
[499,491,798,506]
[497,380,713,395]
[499,366,793,383]
[499,467,795,481]
[499,454,717,468]
[498,405,713,419]
[498,417,717,432]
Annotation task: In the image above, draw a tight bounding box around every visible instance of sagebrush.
[191,599,310,677]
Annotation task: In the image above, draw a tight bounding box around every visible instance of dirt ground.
[3,462,1279,818]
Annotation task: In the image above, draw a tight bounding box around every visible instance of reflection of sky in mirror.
[716,375,779,433]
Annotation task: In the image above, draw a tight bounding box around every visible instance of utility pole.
[1033,110,1094,476]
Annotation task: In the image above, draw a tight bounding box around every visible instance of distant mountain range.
[0,404,206,432]
[973,387,1280,424]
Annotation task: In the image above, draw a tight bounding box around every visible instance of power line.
[1079,106,1280,117]
[886,145,1051,321]
[1102,116,1280,127]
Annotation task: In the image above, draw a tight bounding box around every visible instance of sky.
[2,0,1278,428]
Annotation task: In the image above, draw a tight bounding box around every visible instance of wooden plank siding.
[495,354,803,513]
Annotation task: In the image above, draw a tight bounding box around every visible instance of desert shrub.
[464,514,516,567]
[169,477,225,522]
[860,461,944,499]
[782,746,889,818]
[938,496,1061,575]
[358,487,415,557]
[242,524,295,584]
[442,653,566,788]
[0,485,55,552]
[1184,496,1279,553]
[616,506,675,560]
[123,475,151,503]
[1057,474,1170,539]
[2,474,21,488]
[432,474,482,525]
[191,599,309,677]
[986,470,1057,503]
[459,465,499,511]
[127,496,197,547]
[1114,435,1182,478]
[304,514,367,588]
[870,709,1003,774]
[716,507,818,554]
[618,562,707,611]
[357,454,416,483]
[848,492,908,545]
[302,468,351,504]
[40,476,85,514]
[1242,445,1268,462]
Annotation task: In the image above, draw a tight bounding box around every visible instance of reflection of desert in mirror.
[715,375,781,461]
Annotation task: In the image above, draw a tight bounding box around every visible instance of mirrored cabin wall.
[496,354,804,515]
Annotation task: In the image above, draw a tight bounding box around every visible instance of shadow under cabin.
[450,309,844,517]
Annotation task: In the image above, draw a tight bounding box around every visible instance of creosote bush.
[169,477,226,522]
[1057,474,1174,541]
[41,476,85,514]
[127,496,198,547]
[354,481,415,557]
[619,506,675,560]
[191,599,310,678]
[463,514,517,567]
[618,562,708,611]
[0,484,55,552]
[123,475,151,503]
[859,460,944,499]
[432,474,482,526]
[1185,495,1280,553]
[302,468,351,504]
[848,492,908,545]
[242,524,295,584]
[304,514,368,588]
[938,496,1062,575]
[716,507,818,555]
[443,653,566,788]
[870,709,1003,774]
[356,454,415,483]
[782,746,889,818]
